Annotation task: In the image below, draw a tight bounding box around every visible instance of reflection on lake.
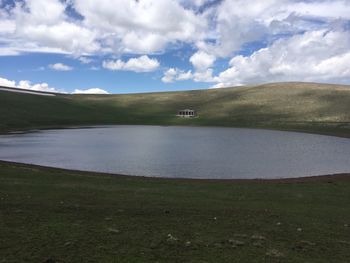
[0,126,349,179]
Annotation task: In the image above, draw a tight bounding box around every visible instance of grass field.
[1,82,350,137]
[0,161,350,262]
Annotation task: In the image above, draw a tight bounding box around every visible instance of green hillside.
[1,82,350,136]
[1,161,350,262]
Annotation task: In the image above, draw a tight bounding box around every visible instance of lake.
[0,126,349,179]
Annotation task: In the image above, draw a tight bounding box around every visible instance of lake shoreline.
[1,160,349,183]
[1,123,350,139]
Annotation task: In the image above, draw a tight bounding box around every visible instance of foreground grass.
[1,161,349,262]
[1,82,350,137]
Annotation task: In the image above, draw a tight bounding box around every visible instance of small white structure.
[177,109,197,118]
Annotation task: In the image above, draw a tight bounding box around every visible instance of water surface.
[0,126,349,179]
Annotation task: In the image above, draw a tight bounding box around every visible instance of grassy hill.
[1,161,350,262]
[1,82,350,136]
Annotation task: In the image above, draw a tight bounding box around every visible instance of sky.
[0,0,350,94]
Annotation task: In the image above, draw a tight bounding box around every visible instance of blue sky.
[0,47,213,93]
[0,0,350,94]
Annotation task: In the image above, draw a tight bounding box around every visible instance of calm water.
[0,126,349,179]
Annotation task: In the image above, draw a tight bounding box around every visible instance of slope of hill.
[1,82,350,136]
[1,160,350,262]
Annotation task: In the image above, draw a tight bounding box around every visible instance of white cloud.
[214,29,350,87]
[103,55,160,72]
[18,0,66,25]
[161,68,177,83]
[0,18,15,35]
[195,0,350,59]
[17,80,59,93]
[0,75,110,94]
[0,77,16,87]
[190,51,215,71]
[0,0,349,60]
[0,45,71,56]
[49,63,73,71]
[1,0,350,85]
[161,67,214,83]
[196,0,274,58]
[193,68,214,82]
[14,22,99,55]
[0,47,20,56]
[72,88,109,94]
[0,75,61,92]
[74,0,206,54]
[0,0,99,56]
[286,1,350,20]
[0,0,208,56]
[162,68,192,83]
[177,70,193,81]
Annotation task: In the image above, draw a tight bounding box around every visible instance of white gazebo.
[177,109,197,118]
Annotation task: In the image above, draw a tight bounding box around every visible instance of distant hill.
[1,82,350,137]
[0,86,56,96]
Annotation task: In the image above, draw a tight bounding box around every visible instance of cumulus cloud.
[0,75,109,94]
[161,68,178,83]
[72,88,109,94]
[1,0,350,85]
[161,67,214,83]
[49,63,73,71]
[213,29,350,87]
[161,68,193,83]
[0,76,61,92]
[190,51,215,71]
[193,69,214,82]
[6,0,99,55]
[0,77,16,87]
[196,0,350,58]
[74,0,206,54]
[103,55,160,72]
[0,0,208,57]
[17,80,59,93]
[1,0,350,59]
[0,18,15,35]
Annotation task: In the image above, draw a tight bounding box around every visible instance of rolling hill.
[1,82,350,136]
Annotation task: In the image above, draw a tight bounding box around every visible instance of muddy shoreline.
[1,160,349,184]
